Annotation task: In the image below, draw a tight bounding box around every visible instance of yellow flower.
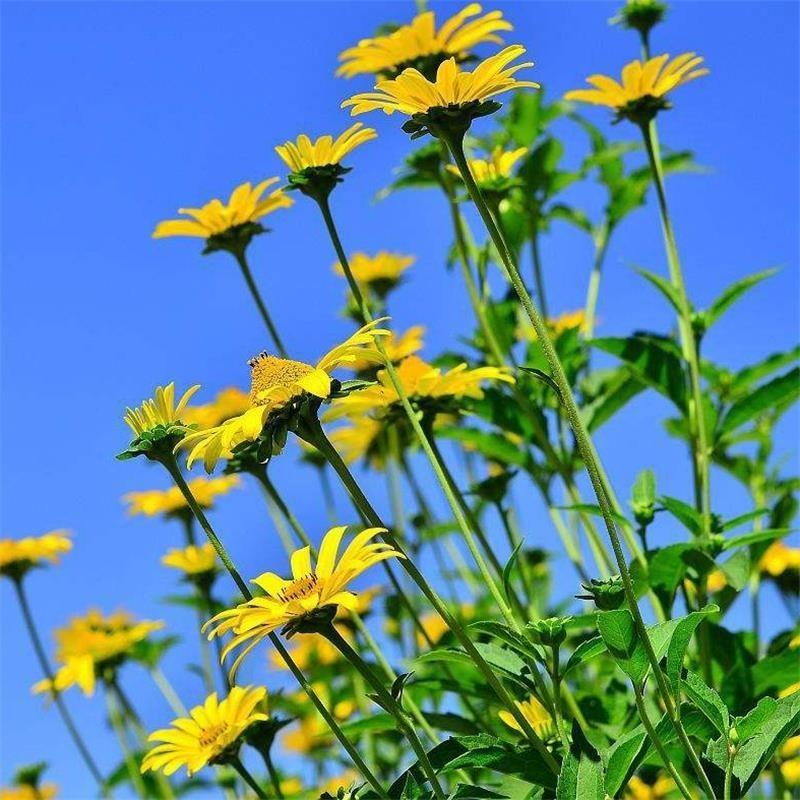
[342,46,538,119]
[268,630,345,671]
[625,774,676,800]
[123,382,200,439]
[178,320,389,472]
[0,531,72,579]
[124,475,240,517]
[205,526,403,677]
[337,3,511,79]
[282,714,329,755]
[446,145,526,187]
[319,771,359,795]
[275,123,377,173]
[346,325,425,373]
[706,569,728,594]
[0,785,58,800]
[416,605,473,648]
[141,686,268,777]
[33,609,164,697]
[760,540,800,577]
[182,388,250,430]
[153,179,292,240]
[329,418,384,466]
[565,53,707,122]
[498,695,553,739]
[781,759,800,788]
[279,778,304,796]
[162,543,218,577]
[334,251,414,287]
[779,681,800,699]
[781,735,800,759]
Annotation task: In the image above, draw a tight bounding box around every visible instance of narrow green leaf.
[719,367,800,435]
[659,495,704,535]
[705,267,778,327]
[722,527,792,551]
[563,636,606,677]
[635,267,683,314]
[682,670,730,735]
[666,606,719,700]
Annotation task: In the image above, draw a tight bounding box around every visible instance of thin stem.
[13,579,106,789]
[529,217,549,319]
[583,221,611,341]
[445,129,713,796]
[263,750,284,800]
[549,645,569,751]
[105,686,147,798]
[233,251,287,357]
[252,466,313,550]
[150,667,187,717]
[230,756,267,800]
[723,747,734,800]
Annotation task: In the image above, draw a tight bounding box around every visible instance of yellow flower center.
[278,573,319,603]
[248,354,314,406]
[199,721,230,749]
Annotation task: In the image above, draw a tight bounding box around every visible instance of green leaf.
[718,549,750,591]
[563,635,606,677]
[422,712,480,736]
[730,346,800,395]
[438,427,531,470]
[591,336,687,410]
[722,527,791,551]
[666,606,719,701]
[503,541,524,608]
[556,727,605,800]
[682,670,730,735]
[596,610,648,685]
[635,267,683,314]
[705,267,778,328]
[751,649,800,699]
[582,370,646,432]
[603,724,647,797]
[659,495,704,536]
[718,367,800,435]
[721,509,769,531]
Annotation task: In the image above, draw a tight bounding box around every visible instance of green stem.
[233,250,287,357]
[444,128,712,796]
[150,667,187,717]
[583,222,611,341]
[13,578,106,789]
[529,216,549,319]
[230,756,267,799]
[105,686,147,798]
[263,750,284,800]
[252,466,313,550]
[323,625,448,800]
[549,645,569,751]
[723,747,734,800]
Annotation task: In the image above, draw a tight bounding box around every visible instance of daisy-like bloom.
[565,53,708,125]
[162,543,218,579]
[346,325,425,374]
[760,540,800,577]
[329,418,385,466]
[0,783,58,800]
[342,46,539,139]
[781,759,800,788]
[337,3,511,80]
[498,695,554,739]
[624,774,676,800]
[446,145,526,191]
[152,179,292,254]
[124,475,241,518]
[205,526,403,675]
[33,610,164,697]
[334,251,414,293]
[141,686,268,777]
[182,388,250,430]
[177,320,389,472]
[0,531,72,581]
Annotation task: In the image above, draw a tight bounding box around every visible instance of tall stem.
[105,686,147,798]
[150,667,187,717]
[230,756,267,799]
[13,579,106,789]
[583,221,611,341]
[529,218,549,319]
[233,250,288,357]
[444,129,713,796]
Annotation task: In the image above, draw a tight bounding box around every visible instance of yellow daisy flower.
[781,735,800,759]
[498,695,553,739]
[152,179,292,242]
[782,759,800,787]
[329,418,385,466]
[122,382,200,439]
[446,145,526,188]
[565,53,708,123]
[760,540,800,577]
[0,531,72,580]
[342,46,538,137]
[162,543,218,578]
[205,526,403,676]
[33,609,164,697]
[141,686,268,777]
[625,774,676,800]
[334,250,414,289]
[416,604,474,648]
[705,569,728,594]
[0,784,58,800]
[124,475,240,517]
[337,3,512,79]
[177,320,389,472]
[275,123,377,174]
[182,387,250,430]
[282,714,329,755]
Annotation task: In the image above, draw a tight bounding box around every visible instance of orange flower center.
[278,573,319,603]
[248,354,314,406]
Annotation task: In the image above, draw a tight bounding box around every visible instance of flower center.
[248,354,314,406]
[278,573,319,603]
[199,721,230,749]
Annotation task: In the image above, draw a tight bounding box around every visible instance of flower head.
[334,251,414,297]
[141,686,268,777]
[125,475,240,518]
[498,695,554,739]
[182,388,250,430]
[337,3,512,80]
[760,540,800,577]
[162,543,219,581]
[153,179,292,254]
[275,124,376,198]
[119,383,200,461]
[446,145,526,192]
[33,610,164,697]
[205,526,403,676]
[0,531,71,581]
[178,321,389,472]
[343,46,539,139]
[565,53,708,124]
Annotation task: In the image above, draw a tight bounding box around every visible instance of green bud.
[528,616,569,646]
[577,576,626,611]
[610,0,667,37]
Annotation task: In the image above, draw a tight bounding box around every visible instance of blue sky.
[2,1,798,796]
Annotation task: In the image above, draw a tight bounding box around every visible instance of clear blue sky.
[2,1,797,796]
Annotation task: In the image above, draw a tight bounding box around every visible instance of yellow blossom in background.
[178,320,390,472]
[334,251,415,288]
[141,686,268,777]
[565,53,707,116]
[282,714,329,755]
[760,540,800,577]
[782,735,800,759]
[268,632,344,671]
[781,759,800,787]
[0,785,58,800]
[417,605,473,647]
[124,475,240,517]
[498,695,553,739]
[123,383,200,439]
[337,3,511,78]
[343,46,538,118]
[446,145,526,186]
[706,569,728,594]
[279,778,304,796]
[182,388,250,430]
[329,418,384,466]
[520,309,589,341]
[319,771,359,795]
[275,124,376,172]
[0,531,72,578]
[779,682,800,699]
[625,774,676,800]
[346,325,425,373]
[33,610,164,697]
[152,179,292,240]
[162,543,218,577]
[205,526,403,677]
